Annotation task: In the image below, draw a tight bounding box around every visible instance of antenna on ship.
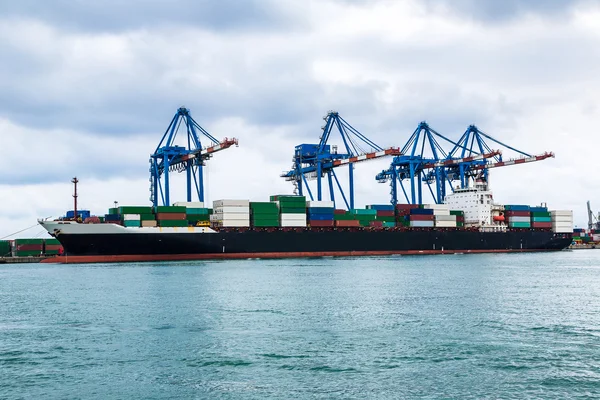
[72,177,79,221]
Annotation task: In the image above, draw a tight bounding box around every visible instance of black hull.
[55,229,571,258]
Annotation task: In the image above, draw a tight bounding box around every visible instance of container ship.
[39,181,573,263]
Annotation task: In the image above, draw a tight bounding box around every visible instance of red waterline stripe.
[41,249,554,264]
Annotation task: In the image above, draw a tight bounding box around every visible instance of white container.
[434,215,456,221]
[307,200,334,208]
[508,216,530,223]
[410,221,434,228]
[553,227,573,233]
[123,214,141,221]
[213,206,250,214]
[423,204,450,210]
[213,199,250,208]
[551,216,573,223]
[550,210,573,216]
[173,201,205,208]
[212,215,250,222]
[435,221,457,228]
[280,220,307,227]
[280,213,307,221]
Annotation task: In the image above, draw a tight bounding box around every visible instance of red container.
[335,220,360,227]
[156,212,186,220]
[16,244,44,251]
[84,216,101,224]
[396,204,419,210]
[334,209,347,215]
[531,222,552,228]
[409,214,435,221]
[504,211,530,217]
[369,221,383,227]
[45,245,63,251]
[456,216,465,222]
[376,210,395,217]
[309,220,334,227]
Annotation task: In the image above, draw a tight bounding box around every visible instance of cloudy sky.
[0,0,598,237]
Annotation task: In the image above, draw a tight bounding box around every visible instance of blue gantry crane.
[281,111,400,210]
[149,107,238,207]
[376,122,553,206]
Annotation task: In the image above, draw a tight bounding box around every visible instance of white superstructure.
[443,181,493,226]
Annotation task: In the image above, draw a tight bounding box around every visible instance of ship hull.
[40,222,572,263]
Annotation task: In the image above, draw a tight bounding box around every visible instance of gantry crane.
[149,107,238,207]
[376,123,553,205]
[587,201,600,230]
[281,111,400,209]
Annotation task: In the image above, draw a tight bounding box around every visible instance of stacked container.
[333,209,360,227]
[422,204,457,228]
[66,210,91,220]
[351,208,378,227]
[409,207,434,228]
[212,200,250,228]
[451,210,465,227]
[155,205,187,227]
[174,202,211,227]
[13,238,44,257]
[272,195,306,227]
[117,206,154,228]
[367,204,396,227]
[551,210,574,233]
[504,205,531,228]
[307,200,334,227]
[44,238,63,255]
[529,206,552,229]
[250,202,279,227]
[396,204,419,227]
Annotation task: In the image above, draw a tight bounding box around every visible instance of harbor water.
[2,251,600,398]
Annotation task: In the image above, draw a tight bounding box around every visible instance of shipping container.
[158,220,188,227]
[409,214,435,221]
[120,206,153,215]
[173,201,205,208]
[410,221,434,228]
[307,200,334,208]
[309,220,335,227]
[141,220,158,227]
[335,220,360,227]
[410,208,434,215]
[366,204,394,211]
[213,199,251,207]
[123,220,141,228]
[156,212,186,220]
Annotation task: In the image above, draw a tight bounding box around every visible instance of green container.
[270,195,306,202]
[250,202,279,211]
[531,211,551,218]
[532,217,552,222]
[334,214,355,221]
[45,250,60,255]
[509,222,531,228]
[450,210,464,216]
[108,207,119,215]
[98,216,105,222]
[185,208,210,215]
[573,236,581,240]
[119,206,153,215]
[158,220,188,227]
[15,238,44,245]
[45,238,61,245]
[279,207,306,214]
[456,222,465,227]
[382,222,396,228]
[123,220,141,228]
[354,215,376,221]
[154,206,186,214]
[359,220,372,227]
[140,214,156,221]
[0,241,11,257]
[252,220,280,227]
[376,216,395,222]
[14,250,42,257]
[351,209,377,216]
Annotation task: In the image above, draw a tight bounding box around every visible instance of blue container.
[307,207,335,214]
[66,210,91,219]
[308,213,334,221]
[529,207,548,213]
[104,214,121,221]
[366,204,394,211]
[410,208,434,215]
[504,205,530,211]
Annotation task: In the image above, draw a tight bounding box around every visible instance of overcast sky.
[0,0,598,237]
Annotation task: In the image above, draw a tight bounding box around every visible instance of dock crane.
[280,111,400,209]
[149,107,238,207]
[376,123,554,205]
[587,201,600,230]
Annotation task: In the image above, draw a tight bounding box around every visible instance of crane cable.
[0,223,44,240]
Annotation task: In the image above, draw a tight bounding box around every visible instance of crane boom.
[472,152,554,170]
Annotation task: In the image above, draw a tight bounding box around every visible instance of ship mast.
[72,177,79,221]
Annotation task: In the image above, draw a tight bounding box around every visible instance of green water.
[1,251,600,398]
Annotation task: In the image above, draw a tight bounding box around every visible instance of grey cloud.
[423,0,596,22]
[0,0,304,33]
